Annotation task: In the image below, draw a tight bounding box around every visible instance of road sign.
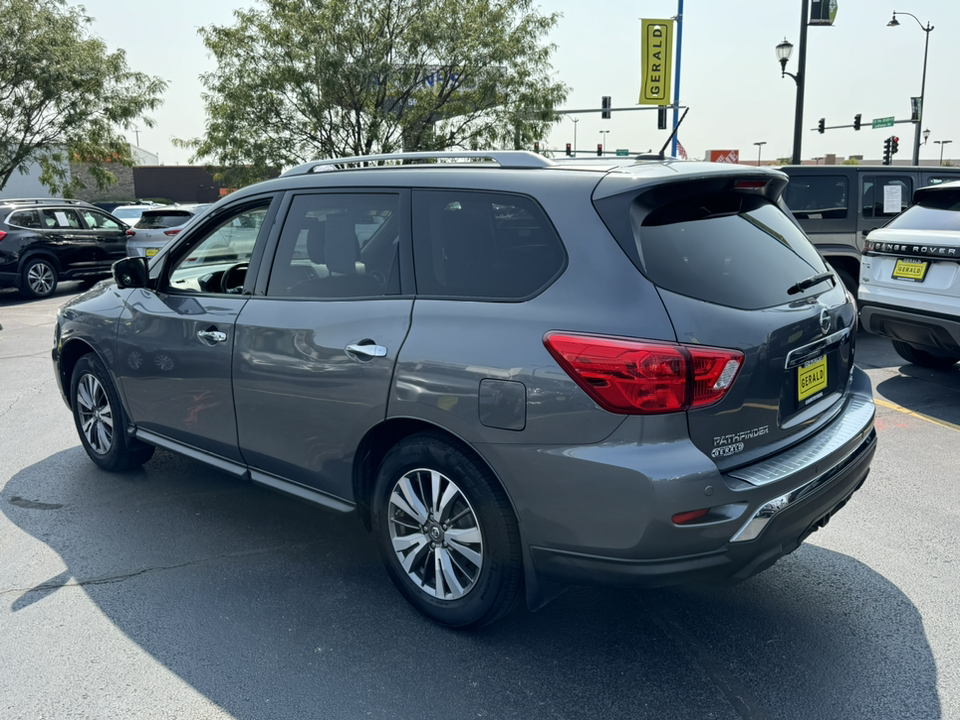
[872,116,895,129]
[615,149,629,157]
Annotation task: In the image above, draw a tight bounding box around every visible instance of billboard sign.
[639,19,673,105]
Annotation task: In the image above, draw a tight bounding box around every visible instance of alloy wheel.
[27,262,55,296]
[388,468,483,600]
[76,373,114,455]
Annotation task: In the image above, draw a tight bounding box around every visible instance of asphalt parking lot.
[1,282,958,720]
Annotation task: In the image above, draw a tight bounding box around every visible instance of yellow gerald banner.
[639,19,673,105]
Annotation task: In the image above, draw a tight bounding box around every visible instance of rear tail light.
[126,229,136,237]
[543,332,743,415]
[0,230,6,242]
[163,229,181,236]
[734,180,769,190]
[672,508,710,525]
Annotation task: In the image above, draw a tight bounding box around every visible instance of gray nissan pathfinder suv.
[53,151,877,628]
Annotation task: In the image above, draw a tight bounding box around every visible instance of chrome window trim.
[783,327,850,370]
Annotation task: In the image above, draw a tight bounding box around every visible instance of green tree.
[182,0,568,182]
[0,0,166,194]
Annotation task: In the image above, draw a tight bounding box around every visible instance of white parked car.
[110,203,159,228]
[125,204,210,258]
[859,180,960,368]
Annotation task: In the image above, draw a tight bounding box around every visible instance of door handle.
[346,342,388,358]
[198,329,227,344]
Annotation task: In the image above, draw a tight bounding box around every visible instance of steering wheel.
[220,262,249,294]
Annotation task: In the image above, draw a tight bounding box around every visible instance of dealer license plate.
[146,248,159,257]
[798,355,828,403]
[892,258,929,281]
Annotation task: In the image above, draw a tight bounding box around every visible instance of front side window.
[783,175,848,219]
[412,190,565,299]
[267,193,400,298]
[81,210,122,230]
[862,176,913,218]
[167,206,268,294]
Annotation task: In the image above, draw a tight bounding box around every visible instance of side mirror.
[113,256,149,289]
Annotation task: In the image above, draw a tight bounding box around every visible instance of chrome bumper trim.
[729,402,874,543]
[727,395,874,488]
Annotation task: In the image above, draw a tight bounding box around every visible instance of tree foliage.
[183,0,568,182]
[0,0,166,194]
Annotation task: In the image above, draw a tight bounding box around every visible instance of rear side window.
[632,193,829,310]
[136,211,192,229]
[7,210,42,228]
[783,175,848,219]
[886,190,960,231]
[412,190,565,299]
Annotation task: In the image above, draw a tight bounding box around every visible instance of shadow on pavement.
[875,367,960,427]
[2,447,942,720]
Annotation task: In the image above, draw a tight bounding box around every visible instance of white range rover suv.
[860,180,960,368]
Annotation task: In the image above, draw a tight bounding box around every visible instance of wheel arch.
[59,338,105,411]
[19,249,62,275]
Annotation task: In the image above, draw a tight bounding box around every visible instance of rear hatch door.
[594,170,858,469]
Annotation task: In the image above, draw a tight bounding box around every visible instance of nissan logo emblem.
[819,308,830,335]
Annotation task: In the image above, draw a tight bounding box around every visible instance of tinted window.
[862,176,912,218]
[886,190,960,231]
[412,190,565,299]
[136,211,193,229]
[167,206,267,293]
[7,210,42,229]
[267,193,400,298]
[636,193,829,310]
[783,175,848,219]
[924,176,960,187]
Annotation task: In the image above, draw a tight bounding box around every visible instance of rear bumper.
[528,428,875,588]
[860,301,960,353]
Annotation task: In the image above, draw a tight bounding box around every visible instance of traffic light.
[853,113,862,131]
[565,143,572,157]
[818,118,825,134]
[891,136,899,155]
[657,106,667,130]
[601,96,611,120]
[596,143,603,156]
[883,136,892,165]
[534,141,540,154]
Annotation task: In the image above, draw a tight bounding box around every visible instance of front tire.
[71,353,155,471]
[892,340,960,369]
[372,432,523,629]
[21,257,58,299]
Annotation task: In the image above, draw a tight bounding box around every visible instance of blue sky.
[78,0,960,165]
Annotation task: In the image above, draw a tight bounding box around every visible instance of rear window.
[628,192,829,310]
[136,211,193,229]
[783,175,848,219]
[886,190,960,231]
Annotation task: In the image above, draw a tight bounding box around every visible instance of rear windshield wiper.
[787,272,836,295]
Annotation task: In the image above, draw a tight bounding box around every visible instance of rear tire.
[891,340,960,369]
[70,353,155,471]
[371,432,523,629]
[21,257,58,299]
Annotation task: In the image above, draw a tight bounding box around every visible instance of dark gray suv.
[52,151,877,628]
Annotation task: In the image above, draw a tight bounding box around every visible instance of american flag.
[677,141,688,160]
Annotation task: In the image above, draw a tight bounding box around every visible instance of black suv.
[0,198,130,298]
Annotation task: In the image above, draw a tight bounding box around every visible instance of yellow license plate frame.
[798,355,828,403]
[145,247,159,257]
[892,258,929,282]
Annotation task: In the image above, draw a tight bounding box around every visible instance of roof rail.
[0,197,93,206]
[282,150,555,177]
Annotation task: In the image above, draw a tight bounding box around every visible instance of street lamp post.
[934,140,952,166]
[775,0,810,165]
[599,130,609,154]
[888,11,934,166]
[923,128,931,145]
[754,141,767,166]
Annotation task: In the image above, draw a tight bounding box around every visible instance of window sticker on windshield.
[883,185,902,214]
[54,211,69,227]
